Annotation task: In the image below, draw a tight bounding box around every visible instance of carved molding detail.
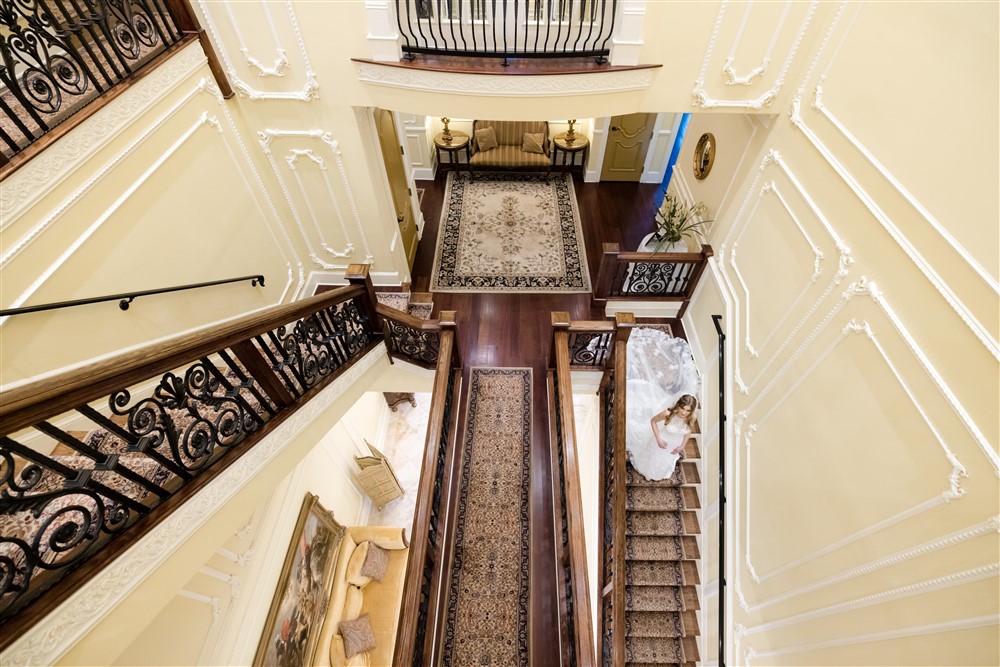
[0,42,207,223]
[720,0,793,86]
[198,0,318,101]
[718,149,852,394]
[744,515,1000,613]
[745,614,1000,661]
[692,0,818,109]
[258,129,374,268]
[355,63,655,96]
[1,346,387,666]
[745,563,999,636]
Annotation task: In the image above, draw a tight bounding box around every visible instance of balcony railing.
[592,243,715,317]
[394,0,618,62]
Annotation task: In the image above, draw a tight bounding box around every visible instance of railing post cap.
[438,310,457,327]
[602,242,621,253]
[615,312,637,327]
[551,311,571,328]
[345,264,371,279]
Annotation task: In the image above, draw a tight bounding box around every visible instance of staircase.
[376,289,434,320]
[622,439,702,666]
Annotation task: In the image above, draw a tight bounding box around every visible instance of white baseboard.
[640,171,663,184]
[604,301,682,318]
[412,167,434,181]
[584,168,601,183]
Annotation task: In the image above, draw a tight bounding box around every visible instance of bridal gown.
[625,327,702,481]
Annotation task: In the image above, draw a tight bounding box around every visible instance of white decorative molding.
[1,346,387,666]
[609,0,648,66]
[364,0,403,62]
[178,590,223,623]
[747,614,1000,659]
[355,62,656,96]
[692,0,818,109]
[197,0,318,101]
[286,149,355,257]
[745,515,1000,613]
[719,149,853,394]
[258,129,374,268]
[721,1,792,86]
[744,563,999,635]
[0,41,207,225]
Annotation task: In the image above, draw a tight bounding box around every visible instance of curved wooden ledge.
[352,56,661,76]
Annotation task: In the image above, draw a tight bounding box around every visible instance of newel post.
[550,311,571,369]
[346,264,382,333]
[593,243,621,307]
[438,310,461,368]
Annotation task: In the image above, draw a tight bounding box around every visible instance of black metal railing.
[0,275,265,317]
[0,0,186,160]
[0,284,378,629]
[713,313,727,667]
[395,0,618,62]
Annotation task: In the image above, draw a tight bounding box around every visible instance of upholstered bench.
[470,119,551,170]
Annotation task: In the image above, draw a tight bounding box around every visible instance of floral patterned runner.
[430,172,591,292]
[442,367,532,666]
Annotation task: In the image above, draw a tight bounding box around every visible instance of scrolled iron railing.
[0,265,383,643]
[394,0,619,63]
[0,0,187,160]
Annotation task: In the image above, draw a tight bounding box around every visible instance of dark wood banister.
[0,264,384,647]
[393,311,461,667]
[609,314,632,666]
[713,313,727,667]
[550,312,597,666]
[0,275,265,317]
[592,243,714,318]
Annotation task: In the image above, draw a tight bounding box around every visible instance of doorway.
[374,108,418,269]
[600,113,656,182]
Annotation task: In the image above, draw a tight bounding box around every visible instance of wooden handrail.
[394,311,461,667]
[610,316,632,667]
[1,284,366,434]
[0,265,384,640]
[592,243,715,318]
[550,312,597,666]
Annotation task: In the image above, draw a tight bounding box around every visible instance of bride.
[625,327,702,481]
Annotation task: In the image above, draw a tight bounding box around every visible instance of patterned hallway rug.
[443,367,532,667]
[430,172,591,292]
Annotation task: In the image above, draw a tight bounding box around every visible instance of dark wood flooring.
[412,171,683,665]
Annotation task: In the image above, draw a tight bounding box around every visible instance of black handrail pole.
[712,313,726,667]
[0,275,265,317]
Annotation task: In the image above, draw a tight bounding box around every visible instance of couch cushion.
[339,614,377,659]
[522,132,546,154]
[470,145,552,168]
[344,585,364,621]
[477,119,547,147]
[475,126,498,152]
[360,542,389,582]
[345,541,373,588]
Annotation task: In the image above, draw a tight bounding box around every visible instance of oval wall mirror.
[693,132,715,180]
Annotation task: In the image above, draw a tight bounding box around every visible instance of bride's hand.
[670,446,683,455]
[656,438,668,449]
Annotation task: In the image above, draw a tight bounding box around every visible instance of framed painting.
[253,493,346,667]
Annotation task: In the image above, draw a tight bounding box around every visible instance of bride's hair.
[665,394,698,430]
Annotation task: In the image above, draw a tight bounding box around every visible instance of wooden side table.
[383,391,416,412]
[434,131,471,175]
[552,132,589,173]
[354,441,404,510]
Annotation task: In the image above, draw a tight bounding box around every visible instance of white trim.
[721,0,792,86]
[744,564,999,636]
[356,63,656,96]
[197,0,318,101]
[747,614,1000,660]
[0,41,207,225]
[1,346,387,666]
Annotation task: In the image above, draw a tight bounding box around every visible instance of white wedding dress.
[625,328,702,481]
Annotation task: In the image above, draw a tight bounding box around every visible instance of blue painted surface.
[659,113,692,203]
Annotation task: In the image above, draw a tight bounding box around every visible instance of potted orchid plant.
[650,193,712,252]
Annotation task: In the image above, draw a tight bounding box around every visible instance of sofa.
[470,119,551,170]
[316,526,410,667]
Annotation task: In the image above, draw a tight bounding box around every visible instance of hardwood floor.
[412,172,683,664]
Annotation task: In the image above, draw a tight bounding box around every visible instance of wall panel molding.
[0,346,388,667]
[0,42,207,225]
[197,0,318,101]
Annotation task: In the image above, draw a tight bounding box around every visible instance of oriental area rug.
[430,172,591,292]
[442,367,532,667]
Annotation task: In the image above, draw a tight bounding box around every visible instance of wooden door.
[375,108,418,269]
[600,113,656,182]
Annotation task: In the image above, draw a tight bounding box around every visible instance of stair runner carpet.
[623,442,702,666]
[443,368,532,667]
[375,291,434,320]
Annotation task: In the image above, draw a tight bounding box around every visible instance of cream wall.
[680,2,1000,665]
